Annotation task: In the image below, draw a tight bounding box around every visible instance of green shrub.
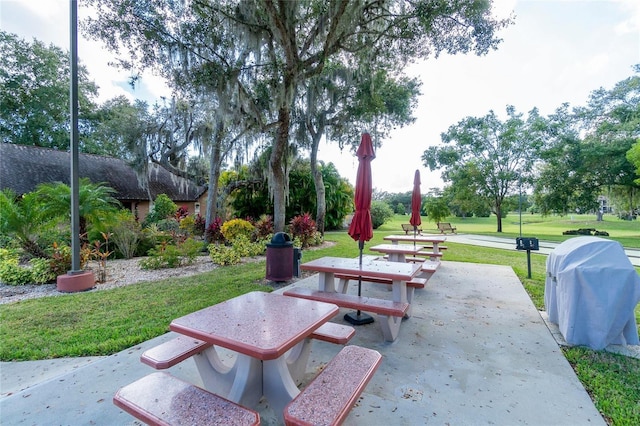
[139,243,182,269]
[179,215,196,236]
[29,258,56,284]
[370,200,394,229]
[208,243,242,266]
[143,194,177,226]
[221,218,255,242]
[138,238,203,270]
[110,210,141,259]
[0,260,34,285]
[0,251,56,285]
[231,235,266,257]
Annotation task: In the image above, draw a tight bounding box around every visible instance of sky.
[1,0,639,194]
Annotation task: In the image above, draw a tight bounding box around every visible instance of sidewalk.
[1,261,605,425]
[445,233,640,266]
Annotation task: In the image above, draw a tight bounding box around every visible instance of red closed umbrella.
[409,169,422,246]
[345,133,375,325]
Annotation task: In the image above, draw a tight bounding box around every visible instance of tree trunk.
[495,204,503,232]
[309,132,326,235]
[270,106,291,232]
[205,133,223,234]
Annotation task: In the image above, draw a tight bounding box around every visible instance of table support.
[318,271,336,292]
[284,339,313,384]
[194,347,263,408]
[264,357,302,423]
[378,315,402,341]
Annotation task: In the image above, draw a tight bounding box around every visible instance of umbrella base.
[344,311,374,326]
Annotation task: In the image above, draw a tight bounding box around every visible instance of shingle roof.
[0,143,206,201]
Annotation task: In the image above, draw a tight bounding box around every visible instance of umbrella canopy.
[409,169,422,229]
[348,133,376,249]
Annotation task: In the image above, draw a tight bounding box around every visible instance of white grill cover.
[545,236,640,350]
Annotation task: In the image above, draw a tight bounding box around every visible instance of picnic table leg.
[193,347,262,408]
[263,357,302,424]
[378,315,402,342]
[318,271,336,292]
[392,280,411,317]
[284,339,313,384]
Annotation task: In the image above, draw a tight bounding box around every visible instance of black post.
[526,250,532,279]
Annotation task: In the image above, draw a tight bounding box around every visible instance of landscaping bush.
[205,217,224,242]
[221,218,255,242]
[253,214,274,240]
[109,210,141,259]
[370,201,394,229]
[0,249,56,285]
[289,213,317,248]
[139,238,203,270]
[143,194,177,226]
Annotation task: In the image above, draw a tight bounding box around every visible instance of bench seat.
[437,222,457,234]
[283,287,409,318]
[401,224,422,234]
[141,336,212,370]
[334,273,427,289]
[113,372,260,426]
[310,322,355,344]
[284,345,382,426]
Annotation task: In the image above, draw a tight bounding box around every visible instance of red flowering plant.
[289,213,317,248]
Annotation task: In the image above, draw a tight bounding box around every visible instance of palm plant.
[0,189,50,258]
[35,178,121,238]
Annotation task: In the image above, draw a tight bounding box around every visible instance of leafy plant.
[143,194,177,226]
[139,238,202,270]
[253,214,274,239]
[370,200,394,229]
[0,189,51,258]
[289,213,317,248]
[221,218,255,243]
[109,210,141,259]
[205,217,224,243]
[208,243,241,266]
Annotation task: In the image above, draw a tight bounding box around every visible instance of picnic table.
[369,243,423,263]
[384,234,447,260]
[169,291,338,419]
[285,256,422,341]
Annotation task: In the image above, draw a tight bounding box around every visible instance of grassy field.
[0,212,638,424]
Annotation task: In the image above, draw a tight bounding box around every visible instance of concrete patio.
[1,260,606,425]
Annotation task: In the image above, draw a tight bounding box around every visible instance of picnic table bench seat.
[437,222,457,234]
[113,371,260,426]
[334,273,427,289]
[283,287,409,318]
[401,224,422,234]
[142,323,356,370]
[141,336,212,370]
[284,345,382,426]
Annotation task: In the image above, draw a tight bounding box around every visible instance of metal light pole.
[69,0,81,273]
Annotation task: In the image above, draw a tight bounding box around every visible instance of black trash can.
[266,232,293,282]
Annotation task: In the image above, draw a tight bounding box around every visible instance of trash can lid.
[267,231,293,247]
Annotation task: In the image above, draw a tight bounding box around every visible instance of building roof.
[0,143,205,201]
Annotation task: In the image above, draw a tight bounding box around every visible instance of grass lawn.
[0,212,638,424]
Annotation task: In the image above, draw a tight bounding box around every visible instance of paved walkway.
[1,261,607,425]
[445,233,640,266]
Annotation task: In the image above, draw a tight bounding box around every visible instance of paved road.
[444,234,640,266]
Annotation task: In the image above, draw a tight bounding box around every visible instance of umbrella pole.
[344,242,374,326]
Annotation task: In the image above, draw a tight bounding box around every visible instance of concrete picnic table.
[384,234,447,260]
[369,243,423,263]
[169,291,339,421]
[297,256,422,341]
